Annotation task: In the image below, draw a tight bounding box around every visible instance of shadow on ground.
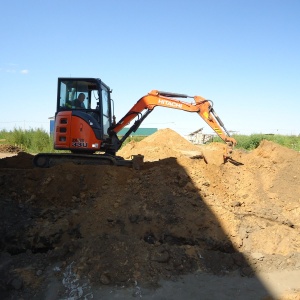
[0,154,276,299]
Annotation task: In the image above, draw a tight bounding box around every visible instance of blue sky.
[1,0,299,136]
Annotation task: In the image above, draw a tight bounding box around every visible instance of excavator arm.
[108,90,237,159]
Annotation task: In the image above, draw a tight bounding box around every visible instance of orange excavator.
[33,77,236,168]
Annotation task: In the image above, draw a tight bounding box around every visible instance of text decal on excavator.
[158,99,183,109]
[72,138,88,148]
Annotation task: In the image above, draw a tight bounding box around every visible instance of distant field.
[1,128,299,153]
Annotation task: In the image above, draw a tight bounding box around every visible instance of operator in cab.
[73,93,86,109]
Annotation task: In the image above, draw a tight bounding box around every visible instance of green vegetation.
[0,128,54,153]
[1,128,300,153]
[213,134,300,151]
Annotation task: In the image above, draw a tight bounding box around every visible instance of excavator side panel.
[54,111,103,152]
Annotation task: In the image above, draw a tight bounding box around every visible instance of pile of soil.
[0,129,299,299]
[0,144,23,153]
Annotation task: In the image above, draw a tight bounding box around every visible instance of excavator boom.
[109,90,236,159]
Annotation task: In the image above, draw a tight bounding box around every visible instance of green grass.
[213,134,300,151]
[0,128,147,153]
[1,128,299,153]
[0,128,54,153]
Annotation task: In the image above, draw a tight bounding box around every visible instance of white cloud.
[0,65,29,74]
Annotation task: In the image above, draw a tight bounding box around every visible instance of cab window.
[102,88,110,135]
[59,80,89,109]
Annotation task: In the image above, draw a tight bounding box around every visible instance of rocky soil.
[0,129,299,299]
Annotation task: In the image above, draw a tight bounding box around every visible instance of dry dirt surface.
[0,129,300,300]
[0,144,23,159]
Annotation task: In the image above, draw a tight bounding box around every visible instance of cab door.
[101,86,111,138]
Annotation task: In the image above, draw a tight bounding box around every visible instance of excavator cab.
[54,78,113,153]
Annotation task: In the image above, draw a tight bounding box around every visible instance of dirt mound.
[118,128,204,161]
[0,130,300,299]
[0,144,23,153]
[0,151,34,169]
